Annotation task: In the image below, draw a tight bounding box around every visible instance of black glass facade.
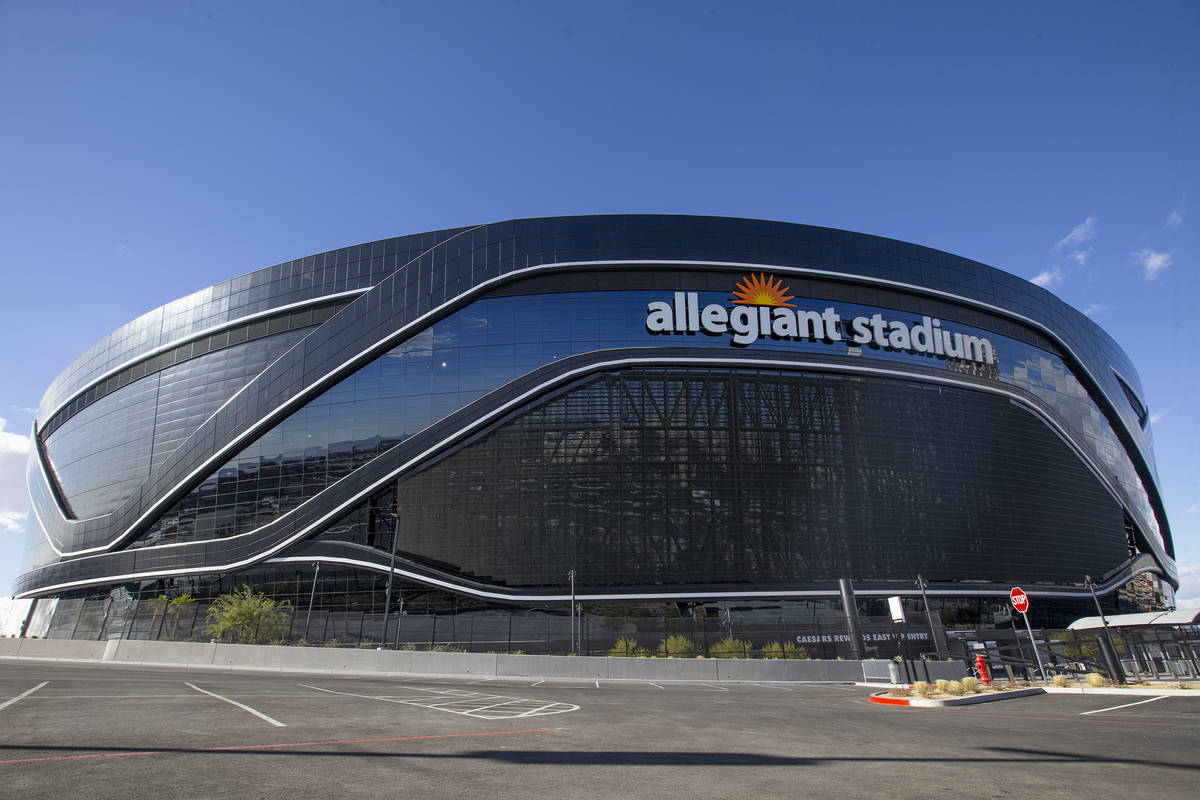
[17,215,1176,618]
[317,367,1128,589]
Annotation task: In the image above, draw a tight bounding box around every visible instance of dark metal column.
[839,578,865,660]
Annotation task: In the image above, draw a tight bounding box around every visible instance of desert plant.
[935,679,950,694]
[761,641,811,660]
[1052,674,1069,688]
[608,637,650,657]
[323,638,343,648]
[161,594,197,639]
[708,636,754,659]
[655,634,700,658]
[946,680,965,696]
[887,686,912,697]
[204,585,292,644]
[961,676,979,693]
[913,680,934,698]
[1085,672,1108,688]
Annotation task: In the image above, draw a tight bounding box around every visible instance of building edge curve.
[17,215,1176,633]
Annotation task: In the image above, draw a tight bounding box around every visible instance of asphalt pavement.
[1,660,1196,799]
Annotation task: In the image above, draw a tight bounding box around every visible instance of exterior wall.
[18,215,1175,607]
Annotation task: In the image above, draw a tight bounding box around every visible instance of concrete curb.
[869,687,1046,707]
[1042,685,1200,697]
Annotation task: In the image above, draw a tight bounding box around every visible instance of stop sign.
[1010,587,1030,614]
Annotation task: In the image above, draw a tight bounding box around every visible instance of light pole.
[915,574,945,658]
[568,569,577,654]
[304,561,320,638]
[1084,575,1127,684]
[379,508,402,649]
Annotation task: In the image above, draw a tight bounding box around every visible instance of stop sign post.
[1010,586,1046,682]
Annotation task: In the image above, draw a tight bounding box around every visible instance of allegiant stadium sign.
[645,273,996,365]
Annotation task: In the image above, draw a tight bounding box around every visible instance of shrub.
[935,679,950,694]
[913,680,934,698]
[608,637,650,658]
[1085,673,1107,688]
[887,686,912,697]
[655,634,700,658]
[205,585,292,644]
[961,676,979,693]
[1052,674,1069,687]
[946,680,965,696]
[761,641,811,660]
[323,638,343,648]
[708,636,753,659]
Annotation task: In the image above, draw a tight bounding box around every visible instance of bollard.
[974,654,992,687]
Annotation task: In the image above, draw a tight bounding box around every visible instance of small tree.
[205,586,292,644]
[166,594,197,640]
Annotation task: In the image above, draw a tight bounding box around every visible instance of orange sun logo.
[731,273,795,307]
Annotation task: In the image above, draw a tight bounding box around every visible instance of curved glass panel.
[131,289,1160,553]
[41,329,311,519]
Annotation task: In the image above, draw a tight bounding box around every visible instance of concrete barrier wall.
[110,640,218,666]
[0,637,966,682]
[11,638,108,660]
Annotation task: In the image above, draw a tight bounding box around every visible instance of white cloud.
[0,418,30,541]
[1148,401,1180,426]
[1083,304,1106,317]
[1067,248,1091,266]
[8,406,36,416]
[1175,562,1200,609]
[1166,206,1184,229]
[1135,248,1174,280]
[1055,217,1097,252]
[1031,267,1064,288]
[1187,504,1199,515]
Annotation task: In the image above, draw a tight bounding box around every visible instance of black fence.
[21,596,1199,680]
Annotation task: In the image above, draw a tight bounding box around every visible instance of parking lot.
[1,660,1197,799]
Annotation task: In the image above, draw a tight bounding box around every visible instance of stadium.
[14,215,1177,647]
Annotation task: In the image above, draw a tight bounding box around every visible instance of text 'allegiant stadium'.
[646,291,996,365]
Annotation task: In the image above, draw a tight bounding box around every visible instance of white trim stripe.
[28,258,1167,571]
[16,354,1155,598]
[40,289,367,425]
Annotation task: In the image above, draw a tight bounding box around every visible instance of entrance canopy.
[1067,609,1200,630]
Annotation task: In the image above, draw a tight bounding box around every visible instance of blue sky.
[1,1,1196,603]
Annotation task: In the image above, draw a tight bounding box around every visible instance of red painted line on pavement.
[0,728,551,766]
[902,706,1200,728]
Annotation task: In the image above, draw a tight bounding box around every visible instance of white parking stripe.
[1080,695,1169,716]
[648,682,665,690]
[700,683,729,692]
[185,683,286,727]
[298,683,578,719]
[0,682,48,712]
